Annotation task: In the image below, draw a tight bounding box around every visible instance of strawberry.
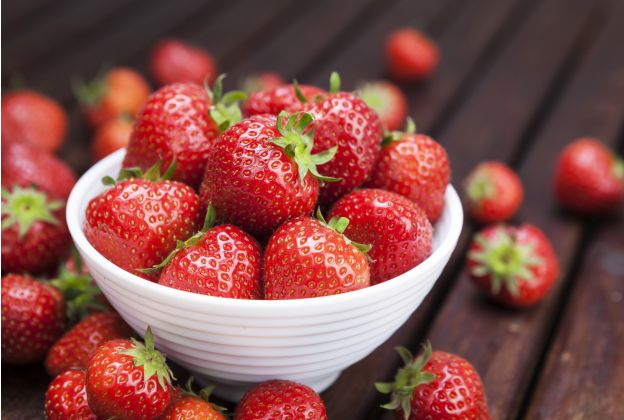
[357,80,408,131]
[151,205,262,299]
[1,89,67,152]
[44,369,96,420]
[200,112,336,238]
[45,311,133,376]
[235,380,327,420]
[242,82,325,117]
[163,378,226,420]
[554,138,624,215]
[86,327,176,420]
[91,114,134,161]
[1,274,66,364]
[150,38,217,86]
[241,72,285,94]
[329,189,433,284]
[464,161,524,224]
[1,135,76,200]
[367,120,450,223]
[74,67,150,127]
[303,73,383,205]
[467,224,559,308]
[385,27,439,82]
[264,211,370,299]
[377,344,489,420]
[84,162,201,280]
[2,185,71,274]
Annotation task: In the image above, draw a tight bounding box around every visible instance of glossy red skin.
[401,351,489,420]
[1,141,76,200]
[303,92,383,205]
[367,133,450,223]
[150,39,217,86]
[163,395,225,420]
[45,311,133,376]
[235,380,327,420]
[554,138,624,215]
[242,84,326,116]
[1,89,67,152]
[242,72,285,93]
[385,28,439,82]
[84,179,201,280]
[123,83,218,189]
[1,274,66,364]
[45,370,97,420]
[200,115,319,238]
[464,161,523,224]
[86,339,175,420]
[1,188,71,275]
[158,224,262,299]
[83,67,150,127]
[264,217,370,299]
[359,81,408,131]
[468,224,560,307]
[91,116,133,162]
[329,189,433,284]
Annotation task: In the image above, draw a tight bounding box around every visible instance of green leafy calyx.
[206,74,247,131]
[316,208,371,254]
[382,118,416,147]
[613,155,624,182]
[376,343,436,420]
[72,68,108,106]
[120,327,174,390]
[181,377,227,413]
[329,71,341,93]
[1,186,63,238]
[102,159,177,186]
[466,167,495,203]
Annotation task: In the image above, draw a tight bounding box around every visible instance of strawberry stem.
[1,186,63,239]
[382,118,416,146]
[71,67,109,106]
[316,208,371,254]
[120,327,174,390]
[329,72,341,93]
[103,159,177,186]
[206,74,247,131]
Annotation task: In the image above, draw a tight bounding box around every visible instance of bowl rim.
[67,149,463,311]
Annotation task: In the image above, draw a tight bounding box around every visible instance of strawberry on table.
[367,120,450,223]
[554,138,623,215]
[385,27,439,82]
[264,210,370,299]
[241,71,285,94]
[74,67,150,127]
[467,224,559,308]
[163,378,226,419]
[2,185,71,274]
[150,38,217,86]
[464,161,524,224]
[235,380,327,420]
[377,344,489,419]
[242,82,326,116]
[1,274,66,364]
[1,89,67,152]
[45,369,96,420]
[84,161,201,280]
[86,327,176,420]
[357,80,408,131]
[45,311,132,376]
[329,189,433,284]
[200,112,336,238]
[91,114,134,162]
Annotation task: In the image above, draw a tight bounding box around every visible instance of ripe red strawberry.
[554,138,624,215]
[264,212,370,299]
[377,344,489,419]
[163,378,226,420]
[385,27,439,82]
[84,162,201,280]
[235,380,327,420]
[150,38,217,86]
[357,80,408,131]
[200,112,336,238]
[153,206,262,299]
[1,89,67,152]
[91,114,133,162]
[464,161,524,224]
[241,72,285,94]
[45,369,96,420]
[467,224,559,308]
[367,122,450,223]
[242,82,325,117]
[2,185,71,274]
[1,274,66,364]
[1,141,76,200]
[86,327,176,419]
[45,311,133,376]
[329,189,433,284]
[74,67,150,127]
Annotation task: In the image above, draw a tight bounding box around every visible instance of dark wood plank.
[1,364,49,419]
[523,221,624,419]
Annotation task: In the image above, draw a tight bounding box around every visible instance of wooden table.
[3,0,623,418]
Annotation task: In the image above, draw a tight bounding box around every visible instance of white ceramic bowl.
[66,149,463,401]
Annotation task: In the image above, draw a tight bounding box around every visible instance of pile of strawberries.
[2,26,623,420]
